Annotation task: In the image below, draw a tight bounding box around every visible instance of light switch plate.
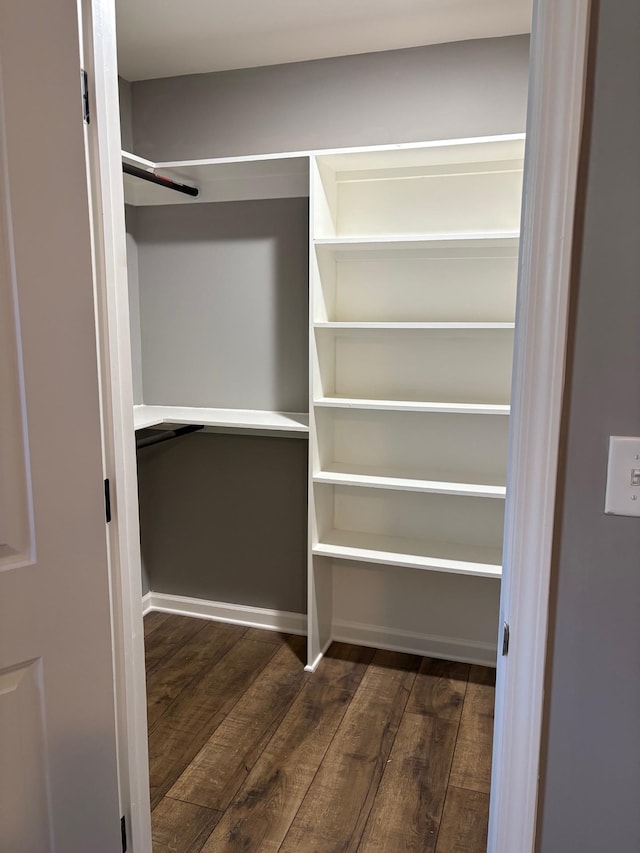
[604,436,640,516]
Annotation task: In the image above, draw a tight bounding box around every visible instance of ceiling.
[116,0,532,82]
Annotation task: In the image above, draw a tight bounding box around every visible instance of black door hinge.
[104,479,112,524]
[502,621,510,656]
[81,69,90,124]
[121,815,127,852]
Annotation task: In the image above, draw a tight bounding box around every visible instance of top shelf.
[314,135,526,175]
[312,136,525,241]
[121,134,526,208]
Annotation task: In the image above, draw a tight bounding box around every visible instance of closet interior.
[123,125,524,669]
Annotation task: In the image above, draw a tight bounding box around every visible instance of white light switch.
[604,436,640,516]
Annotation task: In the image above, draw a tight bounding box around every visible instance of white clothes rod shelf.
[133,405,310,435]
[121,150,309,205]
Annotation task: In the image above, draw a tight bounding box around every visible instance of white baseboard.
[141,592,496,666]
[304,637,333,673]
[142,591,307,636]
[332,619,497,667]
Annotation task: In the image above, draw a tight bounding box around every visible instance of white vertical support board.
[306,156,333,670]
[488,1,592,852]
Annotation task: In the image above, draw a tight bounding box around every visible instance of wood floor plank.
[406,658,470,722]
[144,610,172,638]
[358,712,458,852]
[168,636,308,810]
[201,643,374,853]
[148,637,278,809]
[279,648,420,853]
[435,787,489,853]
[146,621,246,730]
[151,797,222,853]
[449,665,496,794]
[145,620,496,853]
[145,613,209,678]
[242,627,293,645]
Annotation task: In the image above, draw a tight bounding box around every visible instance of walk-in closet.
[114,6,530,850]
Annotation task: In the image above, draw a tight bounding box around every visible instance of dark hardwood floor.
[144,612,494,853]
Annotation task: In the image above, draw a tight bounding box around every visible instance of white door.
[0,1,122,851]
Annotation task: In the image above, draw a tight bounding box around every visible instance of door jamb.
[85,0,593,850]
[81,1,152,851]
[489,1,591,850]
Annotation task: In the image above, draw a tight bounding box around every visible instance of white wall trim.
[333,619,496,667]
[142,598,493,669]
[144,592,307,636]
[488,2,592,852]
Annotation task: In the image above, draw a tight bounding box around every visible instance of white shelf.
[122,150,309,206]
[314,322,515,332]
[122,151,156,170]
[133,405,309,434]
[314,233,520,252]
[313,397,510,416]
[313,463,506,498]
[316,136,526,174]
[313,529,502,579]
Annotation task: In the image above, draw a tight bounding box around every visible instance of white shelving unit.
[307,136,524,668]
[122,136,524,671]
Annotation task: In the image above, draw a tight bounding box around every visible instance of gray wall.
[135,198,308,411]
[137,432,308,612]
[130,36,529,161]
[537,2,640,850]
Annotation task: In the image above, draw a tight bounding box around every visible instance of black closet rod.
[136,424,204,450]
[123,162,200,198]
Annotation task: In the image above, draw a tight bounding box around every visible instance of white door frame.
[86,0,592,850]
[80,2,152,851]
[489,1,591,850]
